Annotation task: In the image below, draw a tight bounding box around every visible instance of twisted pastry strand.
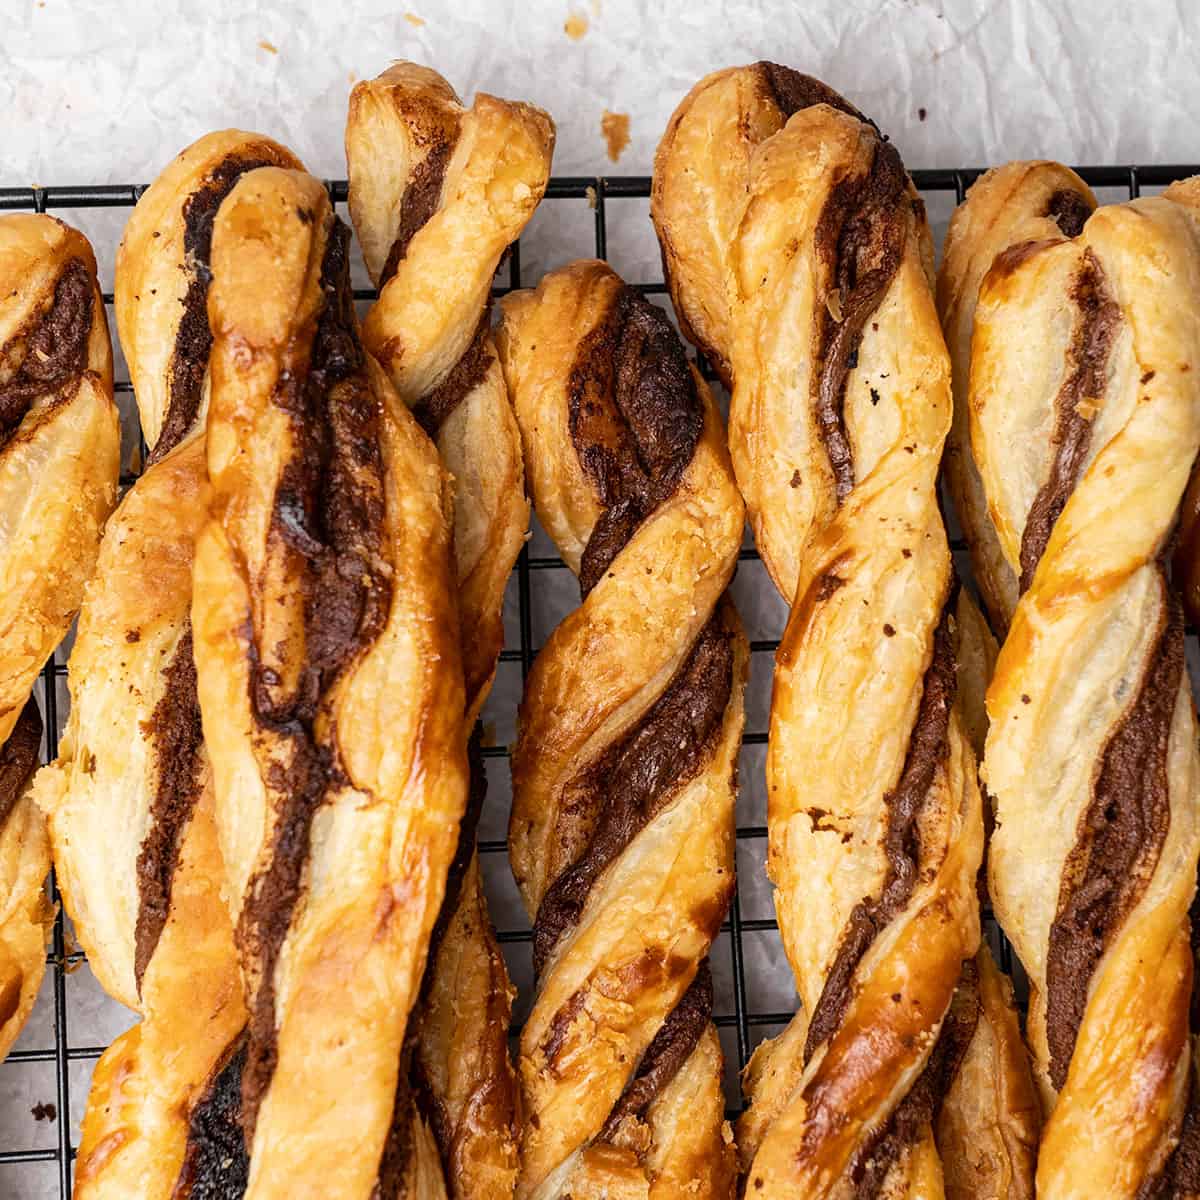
[193,166,467,1200]
[962,174,1200,1198]
[0,211,119,1060]
[654,64,984,1195]
[499,259,745,1199]
[346,63,552,1197]
[50,131,302,1199]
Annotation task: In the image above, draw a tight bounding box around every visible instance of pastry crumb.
[31,1102,56,1122]
[601,110,630,162]
[565,11,589,39]
[257,39,278,54]
[585,185,598,209]
[405,12,425,26]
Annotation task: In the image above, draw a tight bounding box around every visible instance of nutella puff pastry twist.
[0,213,119,1058]
[937,161,1098,633]
[193,166,468,1200]
[961,173,1200,1199]
[346,63,551,1196]
[499,260,746,1200]
[654,65,984,1195]
[43,132,301,1200]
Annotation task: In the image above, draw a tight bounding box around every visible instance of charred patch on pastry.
[1044,579,1181,1091]
[0,698,44,833]
[1018,248,1120,590]
[812,137,907,502]
[236,216,394,1136]
[1046,188,1094,240]
[133,628,206,992]
[845,959,980,1197]
[755,63,865,125]
[174,1036,250,1200]
[567,285,703,595]
[0,259,93,445]
[412,309,495,438]
[379,127,460,287]
[598,960,713,1142]
[803,598,956,1062]
[153,151,282,464]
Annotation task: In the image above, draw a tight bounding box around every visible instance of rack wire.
[1,162,1196,1196]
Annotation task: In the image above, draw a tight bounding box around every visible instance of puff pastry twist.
[499,259,746,1199]
[192,166,468,1200]
[653,65,984,1195]
[953,167,1200,1198]
[0,212,120,1060]
[50,131,302,1199]
[346,63,552,1197]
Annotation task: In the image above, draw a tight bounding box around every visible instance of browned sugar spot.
[1018,248,1120,591]
[804,597,956,1062]
[174,1035,250,1199]
[601,110,630,162]
[1044,578,1182,1090]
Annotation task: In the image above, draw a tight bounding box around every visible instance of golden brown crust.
[654,66,983,1196]
[193,165,468,1200]
[0,212,119,1059]
[346,62,549,1199]
[499,259,744,1199]
[936,161,1097,635]
[969,178,1200,1197]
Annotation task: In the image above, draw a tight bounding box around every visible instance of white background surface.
[2,0,1199,1195]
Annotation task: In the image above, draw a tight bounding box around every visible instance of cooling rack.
[1,162,1197,1197]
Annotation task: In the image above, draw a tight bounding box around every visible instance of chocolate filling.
[152,152,279,465]
[1046,188,1094,240]
[379,134,458,288]
[1018,248,1120,591]
[804,600,957,1062]
[1044,581,1182,1090]
[848,959,981,1197]
[412,310,494,439]
[174,1037,250,1200]
[532,619,732,975]
[0,259,93,445]
[598,961,714,1140]
[567,285,702,595]
[133,628,205,992]
[1138,1070,1200,1199]
[237,217,393,1136]
[812,137,907,501]
[528,280,730,1128]
[755,62,866,126]
[0,698,44,832]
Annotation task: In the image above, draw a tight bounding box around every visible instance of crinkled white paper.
[2,0,1199,1193]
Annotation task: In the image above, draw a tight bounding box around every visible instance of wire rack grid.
[0,162,1196,1197]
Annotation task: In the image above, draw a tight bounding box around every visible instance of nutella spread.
[237,217,394,1136]
[175,1037,250,1200]
[1018,248,1120,591]
[133,628,206,991]
[379,133,458,287]
[804,600,956,1062]
[0,259,93,444]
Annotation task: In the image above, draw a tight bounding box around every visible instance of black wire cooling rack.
[1,162,1197,1196]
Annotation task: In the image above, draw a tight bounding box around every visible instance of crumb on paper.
[918,106,927,121]
[405,12,425,26]
[31,1102,57,1122]
[586,185,597,209]
[258,39,278,54]
[565,11,588,40]
[590,0,601,13]
[601,110,630,162]
[348,70,357,85]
